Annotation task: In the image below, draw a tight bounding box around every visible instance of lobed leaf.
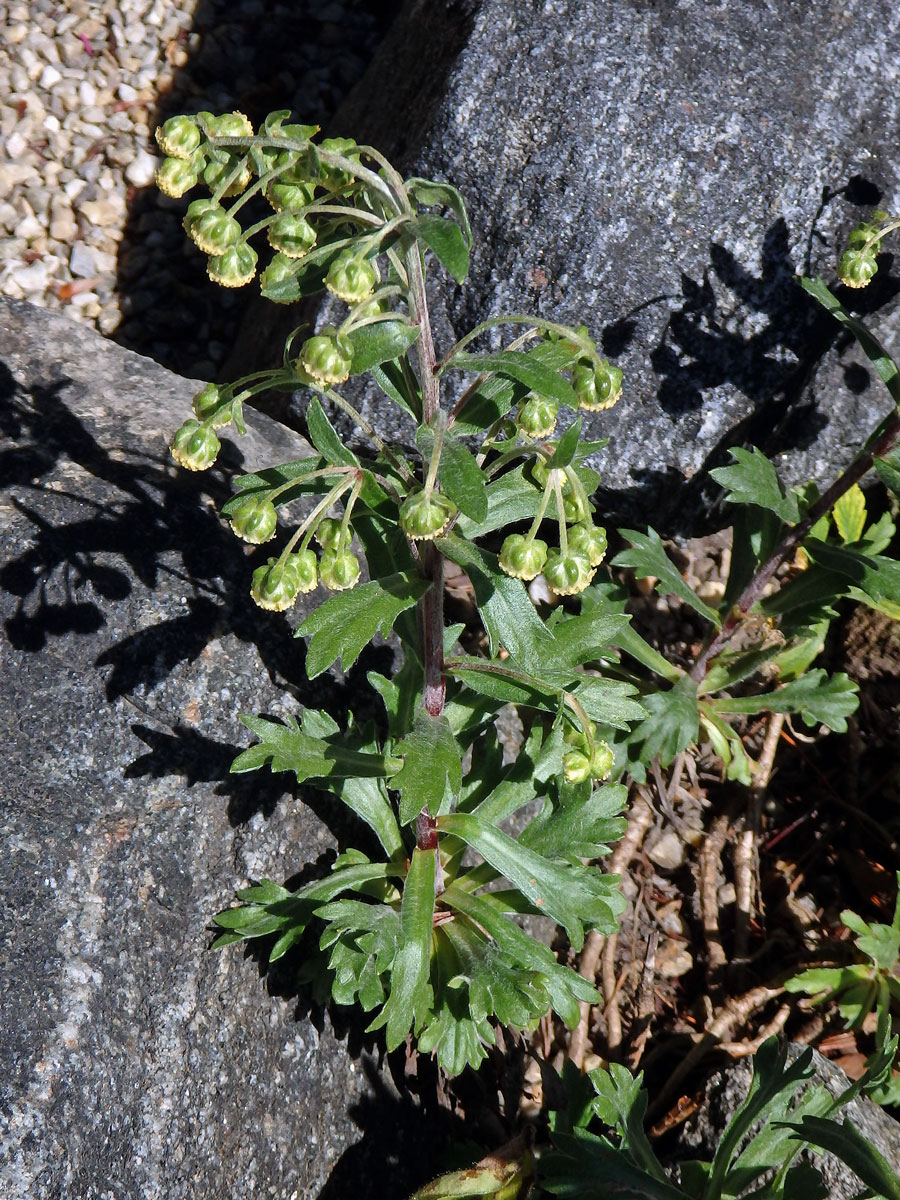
[613,528,721,627]
[709,445,800,524]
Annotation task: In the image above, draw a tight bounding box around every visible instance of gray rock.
[230,0,900,532]
[676,1045,900,1198]
[0,298,430,1199]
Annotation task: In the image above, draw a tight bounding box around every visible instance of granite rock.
[0,298,434,1199]
[231,0,900,532]
[676,1045,900,1198]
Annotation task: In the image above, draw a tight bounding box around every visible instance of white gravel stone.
[124,149,158,188]
[38,65,62,89]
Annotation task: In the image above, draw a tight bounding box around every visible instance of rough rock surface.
[676,1045,900,1198]
[0,298,431,1199]
[234,0,900,532]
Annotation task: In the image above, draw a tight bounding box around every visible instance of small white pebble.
[39,64,62,88]
[124,149,158,188]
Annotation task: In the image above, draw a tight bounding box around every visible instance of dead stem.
[627,928,659,1070]
[699,813,730,986]
[567,794,654,1067]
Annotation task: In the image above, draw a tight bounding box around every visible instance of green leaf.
[413,213,470,283]
[305,395,359,468]
[572,678,647,730]
[709,445,800,524]
[805,540,900,620]
[801,277,900,406]
[417,427,488,523]
[439,812,625,951]
[546,416,583,469]
[874,446,900,500]
[627,675,700,770]
[221,455,329,514]
[346,320,420,375]
[455,465,543,539]
[406,176,473,248]
[368,846,435,1051]
[370,359,421,421]
[436,535,556,673]
[521,782,627,862]
[541,1129,689,1200]
[333,774,405,861]
[394,711,462,824]
[231,713,397,780]
[546,608,632,670]
[446,350,578,407]
[712,670,859,731]
[780,1115,900,1200]
[295,571,429,677]
[833,483,867,544]
[468,724,562,825]
[587,1063,668,1183]
[613,528,722,627]
[448,659,562,713]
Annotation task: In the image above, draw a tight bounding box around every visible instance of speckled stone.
[0,298,428,1199]
[233,0,900,532]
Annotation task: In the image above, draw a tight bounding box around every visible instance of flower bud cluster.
[837,218,885,289]
[562,725,615,783]
[247,513,362,612]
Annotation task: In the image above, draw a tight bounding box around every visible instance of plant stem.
[405,237,440,423]
[690,405,900,682]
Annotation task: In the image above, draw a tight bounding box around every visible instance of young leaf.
[417,427,488,523]
[546,416,583,469]
[413,213,470,283]
[712,669,859,731]
[306,395,359,468]
[805,540,900,620]
[295,571,429,678]
[346,320,420,375]
[446,350,577,407]
[587,1063,668,1183]
[541,1128,689,1200]
[520,782,628,862]
[368,846,435,1051]
[406,176,473,248]
[571,678,647,730]
[709,445,800,524]
[393,711,462,825]
[613,528,722,627]
[832,483,867,544]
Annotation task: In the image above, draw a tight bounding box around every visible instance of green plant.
[157,112,900,1085]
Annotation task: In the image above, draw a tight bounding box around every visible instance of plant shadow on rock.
[0,357,387,823]
[594,196,900,536]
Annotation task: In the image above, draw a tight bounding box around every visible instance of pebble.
[0,0,391,375]
[646,830,685,871]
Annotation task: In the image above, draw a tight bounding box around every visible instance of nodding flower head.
[543,548,595,596]
[185,204,242,255]
[170,419,220,471]
[516,393,559,440]
[838,247,878,289]
[498,534,548,581]
[155,114,201,160]
[250,551,318,611]
[296,329,354,384]
[229,495,279,544]
[566,522,608,568]
[319,549,361,591]
[207,241,258,288]
[325,249,377,304]
[268,212,317,259]
[398,491,458,541]
[573,360,622,412]
[156,155,201,198]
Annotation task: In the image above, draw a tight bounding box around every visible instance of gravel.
[0,0,397,376]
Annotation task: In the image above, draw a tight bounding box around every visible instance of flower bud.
[192,382,232,426]
[566,522,607,567]
[268,212,317,259]
[297,329,353,384]
[155,114,201,160]
[325,249,377,304]
[202,155,252,197]
[516,393,559,439]
[543,549,595,596]
[170,419,220,471]
[590,740,615,781]
[265,181,316,212]
[207,241,258,288]
[838,248,878,289]
[563,750,592,784]
[259,253,299,300]
[498,534,548,580]
[320,549,361,591]
[229,495,278,544]
[210,111,253,138]
[314,517,344,550]
[156,155,200,198]
[250,550,318,611]
[398,491,458,540]
[187,205,241,255]
[574,361,622,412]
[561,490,588,524]
[319,136,360,187]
